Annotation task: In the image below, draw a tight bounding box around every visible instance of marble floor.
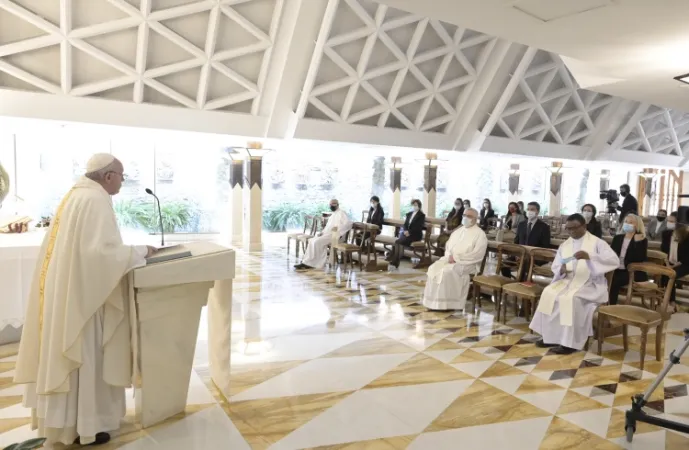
[3,243,689,449]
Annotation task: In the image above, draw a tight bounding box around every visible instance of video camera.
[599,189,619,214]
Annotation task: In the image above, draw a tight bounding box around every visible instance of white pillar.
[208,278,233,398]
[598,169,610,214]
[423,163,437,218]
[507,163,520,204]
[549,162,563,216]
[244,156,263,252]
[229,160,243,247]
[390,165,401,219]
[681,171,689,207]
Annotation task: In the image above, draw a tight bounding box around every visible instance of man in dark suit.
[617,183,638,224]
[387,199,426,268]
[502,201,550,278]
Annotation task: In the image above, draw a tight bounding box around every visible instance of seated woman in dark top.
[503,201,525,231]
[436,198,464,254]
[608,214,647,305]
[581,203,603,238]
[479,198,495,230]
[358,195,384,245]
[661,212,689,311]
[387,199,426,268]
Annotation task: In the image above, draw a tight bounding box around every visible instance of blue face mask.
[622,223,635,234]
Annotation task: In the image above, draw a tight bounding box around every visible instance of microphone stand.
[145,188,165,247]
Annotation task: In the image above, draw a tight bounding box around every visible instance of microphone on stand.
[145,188,164,247]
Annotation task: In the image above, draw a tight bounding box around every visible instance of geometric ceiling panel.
[610,106,689,157]
[489,50,613,146]
[302,0,495,134]
[0,0,282,114]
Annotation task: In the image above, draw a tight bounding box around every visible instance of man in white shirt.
[295,199,352,270]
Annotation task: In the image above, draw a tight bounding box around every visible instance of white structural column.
[599,169,610,214]
[423,161,438,218]
[229,159,244,247]
[680,172,689,207]
[507,164,520,204]
[641,170,655,216]
[549,162,563,216]
[244,155,264,252]
[390,157,402,219]
[208,278,233,398]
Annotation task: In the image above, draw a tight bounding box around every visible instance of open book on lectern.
[145,244,192,265]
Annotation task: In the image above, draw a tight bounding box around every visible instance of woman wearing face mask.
[503,201,525,231]
[358,196,385,246]
[436,198,464,254]
[661,212,689,311]
[463,200,471,209]
[581,204,602,238]
[479,198,495,230]
[387,199,426,268]
[608,214,648,305]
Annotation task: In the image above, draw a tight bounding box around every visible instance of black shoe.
[551,345,577,355]
[535,339,557,348]
[74,432,111,446]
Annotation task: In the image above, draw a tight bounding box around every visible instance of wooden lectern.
[131,241,235,428]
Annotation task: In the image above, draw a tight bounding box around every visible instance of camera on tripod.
[599,189,619,214]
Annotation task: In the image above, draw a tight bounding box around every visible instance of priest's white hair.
[465,208,479,217]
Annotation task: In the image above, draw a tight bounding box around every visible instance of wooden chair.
[471,244,527,318]
[333,223,380,272]
[500,248,556,322]
[596,263,676,371]
[647,249,669,267]
[287,215,315,258]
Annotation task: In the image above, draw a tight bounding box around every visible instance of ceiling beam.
[583,98,636,160]
[450,39,519,151]
[263,0,337,138]
[607,102,651,152]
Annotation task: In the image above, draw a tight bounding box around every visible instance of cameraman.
[616,184,638,223]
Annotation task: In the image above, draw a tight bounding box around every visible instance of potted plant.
[3,437,47,449]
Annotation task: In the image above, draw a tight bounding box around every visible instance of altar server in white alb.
[530,213,619,354]
[423,208,487,311]
[13,154,157,446]
[294,199,352,270]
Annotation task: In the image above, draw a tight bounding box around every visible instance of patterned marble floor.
[3,243,689,449]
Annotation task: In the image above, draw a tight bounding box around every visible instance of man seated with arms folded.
[295,199,352,271]
[530,213,619,354]
[501,201,550,278]
[647,209,668,241]
[422,208,487,311]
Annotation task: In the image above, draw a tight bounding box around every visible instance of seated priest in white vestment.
[530,213,619,355]
[13,154,157,447]
[295,199,352,270]
[423,208,487,311]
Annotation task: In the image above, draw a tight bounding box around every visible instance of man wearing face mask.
[530,214,619,354]
[616,183,638,224]
[501,202,551,279]
[295,199,352,270]
[647,209,668,241]
[423,208,487,311]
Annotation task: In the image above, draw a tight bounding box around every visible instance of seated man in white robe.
[530,213,619,355]
[294,199,352,270]
[13,154,157,446]
[423,208,487,311]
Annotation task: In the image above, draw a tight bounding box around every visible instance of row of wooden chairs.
[471,243,675,370]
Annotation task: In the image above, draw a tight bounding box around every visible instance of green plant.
[114,198,197,233]
[262,202,329,232]
[3,438,47,449]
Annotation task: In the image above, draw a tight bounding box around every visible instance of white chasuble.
[422,225,487,310]
[302,210,352,269]
[537,232,596,326]
[13,177,147,445]
[530,232,619,350]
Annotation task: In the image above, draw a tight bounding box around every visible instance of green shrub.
[3,437,47,449]
[114,198,197,233]
[262,202,330,232]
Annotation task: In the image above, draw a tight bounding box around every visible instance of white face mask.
[526,211,537,220]
[583,211,593,220]
[462,217,474,227]
[371,203,376,209]
[412,206,419,212]
[454,203,461,209]
[667,222,676,230]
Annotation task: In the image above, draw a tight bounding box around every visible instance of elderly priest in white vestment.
[423,208,487,311]
[294,199,352,270]
[530,213,619,355]
[13,154,157,446]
